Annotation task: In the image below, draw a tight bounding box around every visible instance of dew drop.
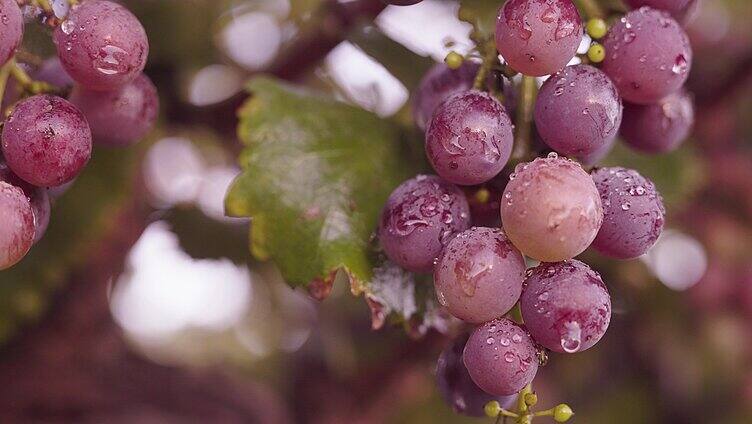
[560,321,582,353]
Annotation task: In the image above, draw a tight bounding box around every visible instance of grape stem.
[0,61,12,111]
[473,40,499,91]
[511,76,537,163]
[7,59,64,97]
[576,0,606,20]
[33,0,52,13]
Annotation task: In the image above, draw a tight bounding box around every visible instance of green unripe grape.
[586,18,608,39]
[588,43,606,63]
[554,404,574,422]
[524,392,538,407]
[445,51,464,70]
[484,400,501,418]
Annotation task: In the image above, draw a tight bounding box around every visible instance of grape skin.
[33,57,75,88]
[621,90,694,154]
[534,64,622,161]
[500,155,603,262]
[0,181,35,270]
[413,62,479,131]
[1,95,92,187]
[53,0,149,90]
[69,74,159,147]
[601,7,692,104]
[520,260,611,353]
[437,334,516,417]
[378,175,470,273]
[463,318,539,396]
[0,0,23,67]
[434,227,525,323]
[0,160,51,244]
[624,0,698,21]
[591,167,665,259]
[426,91,514,186]
[495,0,582,77]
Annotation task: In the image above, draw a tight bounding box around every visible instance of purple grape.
[578,135,616,167]
[534,65,622,161]
[53,0,149,90]
[0,160,51,244]
[434,227,525,323]
[426,91,514,186]
[520,260,611,353]
[412,62,479,131]
[463,318,539,396]
[378,175,471,273]
[437,334,517,416]
[591,167,665,259]
[33,57,75,88]
[0,0,22,66]
[601,7,692,104]
[621,90,694,154]
[0,181,35,270]
[500,154,603,262]
[1,95,92,187]
[495,0,582,77]
[69,74,159,147]
[624,0,698,21]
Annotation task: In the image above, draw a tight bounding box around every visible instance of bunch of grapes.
[0,0,157,271]
[381,0,695,420]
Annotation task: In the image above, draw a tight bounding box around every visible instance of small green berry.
[474,187,490,204]
[445,51,464,70]
[586,18,608,39]
[484,400,502,418]
[554,404,574,422]
[524,392,538,407]
[587,43,606,63]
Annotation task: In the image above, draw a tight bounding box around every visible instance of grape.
[534,64,622,161]
[621,90,694,154]
[413,62,479,131]
[385,0,423,6]
[624,0,698,21]
[34,57,75,88]
[437,334,516,416]
[0,160,51,244]
[500,154,603,262]
[463,318,539,396]
[378,175,470,273]
[495,0,582,77]
[591,167,665,259]
[0,0,23,66]
[0,181,35,270]
[69,74,159,147]
[520,260,611,353]
[601,7,692,104]
[434,227,525,323]
[53,0,149,90]
[1,95,92,187]
[426,91,514,186]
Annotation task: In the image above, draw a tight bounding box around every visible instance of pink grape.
[0,160,51,244]
[0,181,35,270]
[426,90,514,185]
[33,57,75,88]
[463,318,539,396]
[621,90,694,154]
[69,73,159,147]
[378,175,470,273]
[53,0,149,90]
[624,0,698,21]
[601,7,692,104]
[534,64,622,161]
[0,0,23,66]
[591,167,665,259]
[413,62,479,131]
[495,0,582,77]
[520,260,611,353]
[434,227,525,323]
[500,154,603,262]
[437,334,517,416]
[1,95,92,187]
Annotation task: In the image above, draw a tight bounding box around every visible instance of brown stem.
[511,76,538,163]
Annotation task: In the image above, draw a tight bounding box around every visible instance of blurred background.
[1,0,751,422]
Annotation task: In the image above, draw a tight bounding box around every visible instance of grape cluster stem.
[575,0,606,20]
[511,76,537,163]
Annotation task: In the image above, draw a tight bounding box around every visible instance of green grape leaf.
[0,147,138,340]
[226,77,420,301]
